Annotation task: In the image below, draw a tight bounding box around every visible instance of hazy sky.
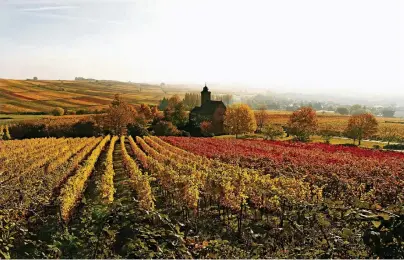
[0,0,403,94]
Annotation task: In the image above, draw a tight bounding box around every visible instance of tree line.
[158,93,233,111]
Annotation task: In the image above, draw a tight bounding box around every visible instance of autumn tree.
[105,94,137,135]
[152,121,180,136]
[164,95,188,128]
[255,105,270,132]
[345,113,378,145]
[151,106,159,118]
[287,107,318,142]
[134,103,153,125]
[138,104,152,120]
[224,104,256,138]
[379,125,399,145]
[262,124,284,140]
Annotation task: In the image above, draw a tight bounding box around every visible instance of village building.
[189,84,226,135]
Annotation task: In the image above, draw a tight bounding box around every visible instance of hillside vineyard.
[0,136,403,258]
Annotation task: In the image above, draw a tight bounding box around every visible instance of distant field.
[0,114,93,125]
[264,111,404,139]
[0,79,188,113]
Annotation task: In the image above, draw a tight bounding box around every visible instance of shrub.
[339,143,358,147]
[71,120,102,137]
[127,123,149,137]
[76,109,90,115]
[51,107,65,116]
[9,123,47,139]
[262,124,284,140]
[384,144,404,150]
[318,129,334,144]
[152,121,180,136]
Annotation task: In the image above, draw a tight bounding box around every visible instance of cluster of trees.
[335,105,396,117]
[283,107,388,145]
[74,77,96,81]
[219,105,401,146]
[242,93,399,119]
[159,93,234,111]
[212,94,233,105]
[182,93,201,110]
[126,94,190,137]
[93,94,160,136]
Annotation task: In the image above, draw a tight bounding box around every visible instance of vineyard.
[263,112,404,140]
[0,79,188,113]
[1,136,403,258]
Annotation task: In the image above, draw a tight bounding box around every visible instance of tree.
[286,107,318,142]
[164,95,188,128]
[336,107,349,115]
[138,104,152,120]
[167,95,181,107]
[382,109,395,118]
[255,105,270,133]
[224,104,256,138]
[152,121,180,136]
[51,107,65,116]
[183,93,201,110]
[350,104,367,115]
[345,113,378,145]
[379,125,399,145]
[151,106,159,118]
[33,76,38,80]
[127,123,149,137]
[134,104,153,125]
[262,124,284,140]
[222,94,233,105]
[158,97,169,110]
[105,94,137,135]
[212,94,233,105]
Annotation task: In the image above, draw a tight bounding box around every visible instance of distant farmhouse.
[189,84,226,135]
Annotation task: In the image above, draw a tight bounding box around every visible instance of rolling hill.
[0,79,190,113]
